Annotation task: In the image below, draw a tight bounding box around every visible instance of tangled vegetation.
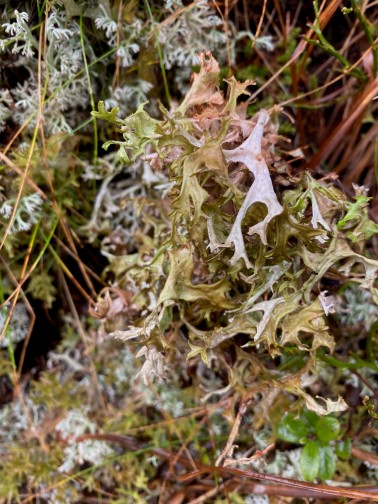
[0,1,378,503]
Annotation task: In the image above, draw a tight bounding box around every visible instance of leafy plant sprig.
[277,409,350,481]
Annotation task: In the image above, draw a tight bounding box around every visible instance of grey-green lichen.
[91,52,378,411]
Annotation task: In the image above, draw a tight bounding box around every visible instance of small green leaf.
[337,195,371,230]
[300,440,320,481]
[277,414,308,443]
[315,416,340,442]
[300,409,319,429]
[335,438,351,460]
[318,445,336,480]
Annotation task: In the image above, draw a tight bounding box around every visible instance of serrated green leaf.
[277,413,308,443]
[315,416,340,442]
[300,440,320,481]
[318,445,336,480]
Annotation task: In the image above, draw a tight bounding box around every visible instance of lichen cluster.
[93,53,378,411]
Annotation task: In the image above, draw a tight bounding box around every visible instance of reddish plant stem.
[76,433,378,501]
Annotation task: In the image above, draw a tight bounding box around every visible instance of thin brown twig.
[306,74,378,171]
[158,410,201,504]
[211,0,232,75]
[0,48,45,253]
[351,445,378,466]
[0,255,36,380]
[179,466,378,501]
[251,0,268,51]
[158,403,226,503]
[186,482,228,504]
[272,0,286,46]
[38,10,96,300]
[72,432,378,501]
[0,151,47,199]
[277,35,378,108]
[355,427,378,440]
[112,0,123,89]
[2,115,32,156]
[58,270,108,413]
[248,0,344,103]
[223,443,275,467]
[221,479,378,499]
[0,239,95,310]
[215,401,247,466]
[0,24,47,349]
[352,370,378,400]
[52,235,104,285]
[241,0,250,33]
